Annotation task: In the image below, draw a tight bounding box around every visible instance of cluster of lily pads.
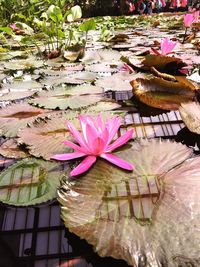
[0,10,200,267]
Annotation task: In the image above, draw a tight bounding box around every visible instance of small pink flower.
[193,11,199,23]
[184,13,195,27]
[119,63,134,73]
[9,23,19,31]
[51,115,134,176]
[151,37,177,56]
[160,37,177,55]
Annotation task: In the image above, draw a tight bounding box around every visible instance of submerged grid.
[0,91,195,267]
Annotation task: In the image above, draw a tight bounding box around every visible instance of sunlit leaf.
[179,102,200,134]
[59,139,194,266]
[0,138,29,159]
[0,103,51,137]
[0,158,65,206]
[18,111,78,160]
[131,77,196,110]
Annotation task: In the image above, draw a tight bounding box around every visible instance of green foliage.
[79,18,96,32]
[67,5,82,22]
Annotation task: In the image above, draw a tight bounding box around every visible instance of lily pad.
[0,90,37,102]
[41,71,97,87]
[142,54,186,74]
[29,93,103,110]
[3,57,44,71]
[18,111,78,160]
[95,72,134,92]
[58,139,195,266]
[131,77,196,110]
[0,138,29,159]
[179,102,200,134]
[81,49,121,64]
[0,158,64,206]
[0,103,51,137]
[85,63,120,73]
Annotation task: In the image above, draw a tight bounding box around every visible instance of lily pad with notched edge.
[0,158,65,206]
[58,139,195,266]
[0,103,52,138]
[0,138,29,159]
[131,76,196,110]
[29,94,103,110]
[18,111,78,160]
[179,102,200,134]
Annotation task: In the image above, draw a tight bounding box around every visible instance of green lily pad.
[0,158,65,206]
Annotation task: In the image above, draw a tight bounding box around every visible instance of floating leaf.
[179,102,200,134]
[95,72,134,92]
[0,90,36,101]
[59,139,193,266]
[81,49,121,64]
[85,63,120,73]
[0,158,65,206]
[18,111,78,160]
[149,157,200,263]
[3,57,44,71]
[131,77,196,110]
[0,103,51,137]
[0,138,29,159]
[142,54,186,74]
[29,93,103,110]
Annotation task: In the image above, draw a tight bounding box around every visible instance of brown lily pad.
[0,138,29,159]
[0,103,52,137]
[131,76,196,110]
[142,54,187,74]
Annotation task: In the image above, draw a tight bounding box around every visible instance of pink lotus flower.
[184,13,195,27]
[119,63,134,73]
[193,11,199,23]
[9,23,19,31]
[152,37,177,55]
[51,115,134,176]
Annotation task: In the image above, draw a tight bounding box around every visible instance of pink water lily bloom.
[160,37,177,55]
[184,13,195,27]
[51,115,134,176]
[151,37,177,55]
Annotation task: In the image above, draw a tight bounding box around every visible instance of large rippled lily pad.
[179,102,200,134]
[0,103,51,137]
[131,76,196,110]
[0,158,65,206]
[58,139,197,266]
